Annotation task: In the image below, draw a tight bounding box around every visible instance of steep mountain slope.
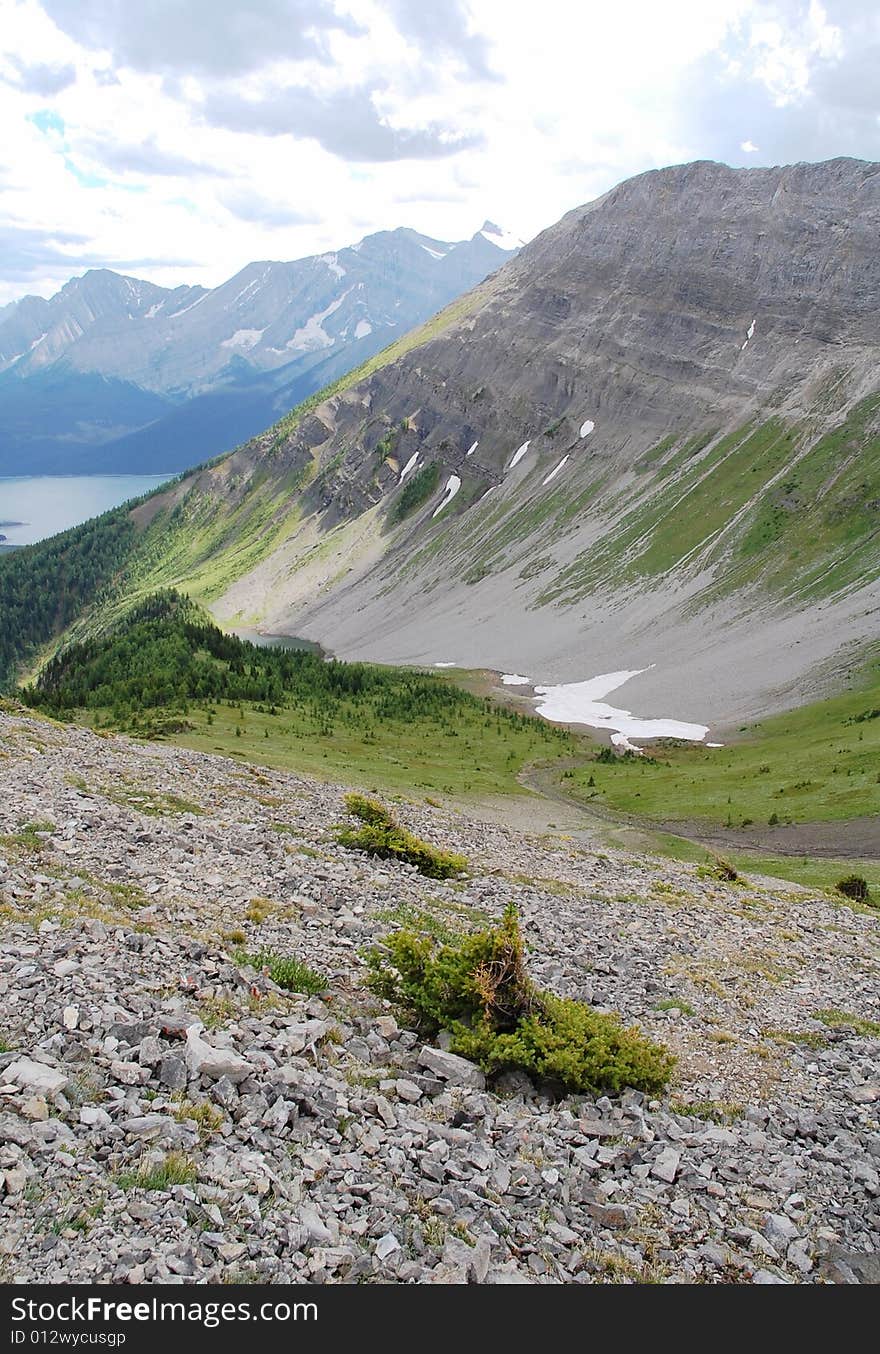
[0,224,517,474]
[95,157,878,729]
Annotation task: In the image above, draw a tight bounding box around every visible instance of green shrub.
[345,793,392,827]
[368,904,674,1096]
[696,853,739,883]
[236,949,326,995]
[836,874,870,902]
[338,793,466,879]
[393,462,440,521]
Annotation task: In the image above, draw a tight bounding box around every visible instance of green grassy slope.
[537,399,880,609]
[641,832,880,903]
[376,396,879,629]
[24,590,576,800]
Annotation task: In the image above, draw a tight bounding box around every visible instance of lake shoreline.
[0,473,171,546]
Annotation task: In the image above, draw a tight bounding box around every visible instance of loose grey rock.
[159,1056,187,1090]
[1,1059,68,1096]
[0,705,877,1286]
[374,1233,401,1261]
[418,1046,486,1090]
[650,1147,681,1183]
[184,1027,253,1083]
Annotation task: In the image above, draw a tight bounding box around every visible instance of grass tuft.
[236,948,326,995]
[116,1152,197,1191]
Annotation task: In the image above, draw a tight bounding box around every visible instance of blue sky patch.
[28,108,66,137]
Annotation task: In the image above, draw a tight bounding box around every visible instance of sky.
[0,0,877,305]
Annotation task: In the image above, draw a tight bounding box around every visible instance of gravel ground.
[1,708,878,1284]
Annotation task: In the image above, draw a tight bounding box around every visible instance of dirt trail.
[514,760,880,862]
[660,815,880,860]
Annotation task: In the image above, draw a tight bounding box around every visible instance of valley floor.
[0,709,878,1284]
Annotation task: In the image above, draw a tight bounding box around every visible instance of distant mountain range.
[0,223,519,474]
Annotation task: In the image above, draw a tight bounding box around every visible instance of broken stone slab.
[299,1205,334,1246]
[1,1058,68,1097]
[586,1201,636,1229]
[158,1055,187,1090]
[0,1113,34,1147]
[374,1232,401,1261]
[764,1213,799,1246]
[185,1026,253,1083]
[121,1114,173,1140]
[847,1084,880,1104]
[79,1106,112,1129]
[417,1046,486,1090]
[650,1146,682,1183]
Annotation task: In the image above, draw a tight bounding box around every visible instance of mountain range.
[0,223,519,475]
[3,157,880,730]
[109,156,880,726]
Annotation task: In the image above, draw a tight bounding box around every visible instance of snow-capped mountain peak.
[479,221,524,251]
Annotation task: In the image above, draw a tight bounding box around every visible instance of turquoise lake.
[0,474,173,547]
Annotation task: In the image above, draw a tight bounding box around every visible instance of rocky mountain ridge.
[120,157,880,728]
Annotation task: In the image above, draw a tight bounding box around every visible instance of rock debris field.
[0,708,878,1284]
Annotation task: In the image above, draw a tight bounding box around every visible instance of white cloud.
[0,0,876,305]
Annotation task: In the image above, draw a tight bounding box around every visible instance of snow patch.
[228,276,263,308]
[167,292,208,319]
[501,674,531,686]
[354,319,372,339]
[740,319,756,352]
[508,440,531,469]
[286,288,352,351]
[432,474,461,518]
[531,669,709,744]
[398,452,419,483]
[706,742,725,748]
[542,455,568,485]
[434,662,456,668]
[420,244,447,260]
[480,225,522,251]
[611,732,643,755]
[580,419,595,438]
[144,303,162,320]
[466,440,479,456]
[319,253,345,279]
[221,327,264,351]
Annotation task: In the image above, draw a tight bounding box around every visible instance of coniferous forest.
[23,590,567,766]
[0,507,135,689]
